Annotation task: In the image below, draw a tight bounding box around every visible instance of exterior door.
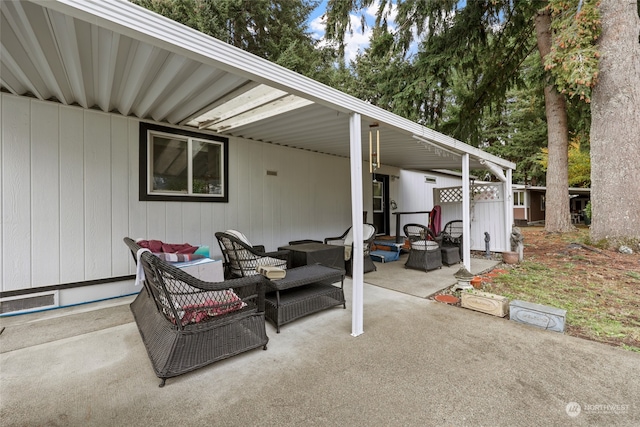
[372,175,390,236]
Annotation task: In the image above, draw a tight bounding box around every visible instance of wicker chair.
[215,230,289,279]
[441,220,464,262]
[403,223,443,271]
[124,237,269,387]
[324,223,377,275]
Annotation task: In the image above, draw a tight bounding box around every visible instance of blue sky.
[307,1,467,62]
[308,0,327,22]
[307,0,397,62]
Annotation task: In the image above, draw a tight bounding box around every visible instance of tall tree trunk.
[590,0,640,244]
[534,8,573,233]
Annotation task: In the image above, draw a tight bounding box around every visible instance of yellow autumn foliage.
[539,135,591,187]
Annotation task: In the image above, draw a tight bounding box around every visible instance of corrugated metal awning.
[1,0,515,173]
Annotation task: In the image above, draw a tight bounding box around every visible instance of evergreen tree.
[324,0,591,233]
[588,0,640,244]
[131,0,338,83]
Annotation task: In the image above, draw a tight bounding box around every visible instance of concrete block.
[461,290,509,317]
[509,300,567,333]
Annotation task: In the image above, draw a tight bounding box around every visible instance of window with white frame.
[513,190,525,206]
[140,123,228,202]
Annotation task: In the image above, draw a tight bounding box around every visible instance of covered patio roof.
[1,0,516,336]
[1,0,515,173]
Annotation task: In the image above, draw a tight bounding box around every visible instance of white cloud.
[343,13,373,62]
[309,0,421,62]
[309,3,376,62]
[309,15,326,39]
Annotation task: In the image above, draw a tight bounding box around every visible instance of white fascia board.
[34,0,516,171]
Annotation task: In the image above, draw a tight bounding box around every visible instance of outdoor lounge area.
[1,0,518,341]
[124,234,496,385]
[2,257,639,426]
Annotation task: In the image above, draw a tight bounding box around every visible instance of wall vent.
[0,291,59,315]
[424,176,437,184]
[266,170,278,176]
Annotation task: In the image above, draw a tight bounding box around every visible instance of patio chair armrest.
[324,236,343,244]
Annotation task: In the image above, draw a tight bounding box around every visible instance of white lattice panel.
[438,187,463,204]
[473,184,502,201]
[435,183,508,252]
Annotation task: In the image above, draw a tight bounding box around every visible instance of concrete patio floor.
[363,253,498,297]
[1,259,639,426]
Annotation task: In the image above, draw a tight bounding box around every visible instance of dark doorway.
[372,174,390,236]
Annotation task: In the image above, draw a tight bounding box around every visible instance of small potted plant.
[471,276,483,289]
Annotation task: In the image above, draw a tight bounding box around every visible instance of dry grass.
[438,226,640,352]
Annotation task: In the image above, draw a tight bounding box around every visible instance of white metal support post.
[348,113,364,337]
[504,168,513,251]
[461,153,471,271]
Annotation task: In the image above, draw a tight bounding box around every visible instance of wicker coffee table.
[278,242,344,270]
[264,264,345,333]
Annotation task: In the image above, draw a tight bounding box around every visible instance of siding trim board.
[0,276,134,299]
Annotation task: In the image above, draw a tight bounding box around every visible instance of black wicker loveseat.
[124,237,269,387]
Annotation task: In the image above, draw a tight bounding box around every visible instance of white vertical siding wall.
[436,184,508,252]
[468,197,507,252]
[60,107,86,283]
[0,94,354,297]
[396,169,462,232]
[396,169,508,252]
[31,101,60,286]
[1,95,31,290]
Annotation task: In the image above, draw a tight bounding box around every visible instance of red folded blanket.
[137,239,198,254]
[175,292,247,325]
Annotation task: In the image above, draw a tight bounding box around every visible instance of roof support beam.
[349,112,364,337]
[462,153,471,271]
[504,168,513,252]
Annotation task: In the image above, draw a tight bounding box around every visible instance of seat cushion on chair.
[343,224,375,247]
[343,246,351,261]
[256,256,288,268]
[225,229,252,246]
[344,229,353,247]
[363,224,376,240]
[410,240,439,251]
[165,290,247,326]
